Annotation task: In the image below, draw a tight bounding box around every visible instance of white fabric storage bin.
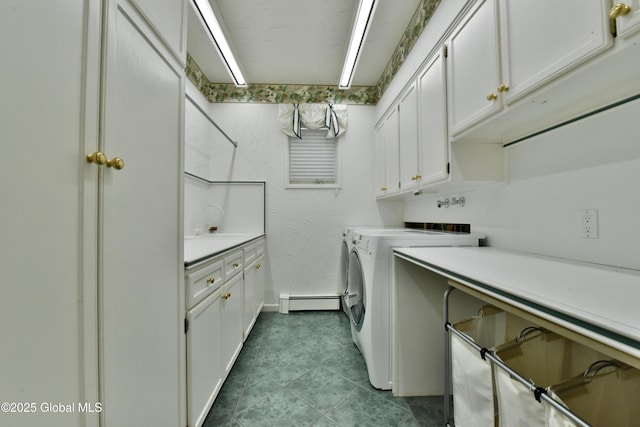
[546,361,640,427]
[494,329,606,427]
[451,307,533,427]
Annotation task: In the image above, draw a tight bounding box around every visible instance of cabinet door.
[418,48,449,186]
[384,108,401,195]
[612,0,640,38]
[398,83,420,191]
[500,0,612,104]
[255,254,265,315]
[186,289,223,427]
[374,122,388,197]
[221,273,244,376]
[100,2,183,425]
[447,0,501,135]
[243,255,265,339]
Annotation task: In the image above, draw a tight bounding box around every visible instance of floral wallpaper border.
[186,0,442,105]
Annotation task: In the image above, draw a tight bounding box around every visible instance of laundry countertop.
[184,233,264,268]
[393,246,640,361]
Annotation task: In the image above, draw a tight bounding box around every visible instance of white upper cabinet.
[447,0,502,136]
[131,0,187,60]
[499,0,611,104]
[610,1,640,38]
[398,83,420,192]
[448,0,612,137]
[375,108,400,198]
[418,47,449,187]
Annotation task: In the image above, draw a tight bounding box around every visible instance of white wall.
[184,83,403,306]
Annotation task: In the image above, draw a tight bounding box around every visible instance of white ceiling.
[187,0,422,87]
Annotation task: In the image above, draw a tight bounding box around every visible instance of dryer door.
[347,250,366,331]
[340,240,350,317]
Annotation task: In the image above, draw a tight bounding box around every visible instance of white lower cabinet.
[221,273,244,375]
[185,237,265,427]
[244,253,265,339]
[186,288,223,427]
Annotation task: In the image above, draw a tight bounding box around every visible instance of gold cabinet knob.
[487,93,498,101]
[256,264,261,269]
[497,84,509,93]
[232,263,239,268]
[610,3,631,18]
[107,157,125,170]
[206,277,215,285]
[86,152,107,165]
[221,292,231,300]
[380,187,388,191]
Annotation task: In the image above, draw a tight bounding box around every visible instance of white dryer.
[345,228,484,390]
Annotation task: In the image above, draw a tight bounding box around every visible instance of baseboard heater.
[278,293,341,313]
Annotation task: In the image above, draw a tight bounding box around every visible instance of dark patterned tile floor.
[204,311,444,426]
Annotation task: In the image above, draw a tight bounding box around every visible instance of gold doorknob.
[206,277,215,284]
[497,84,509,93]
[610,3,631,19]
[487,93,498,101]
[86,152,107,165]
[107,157,125,170]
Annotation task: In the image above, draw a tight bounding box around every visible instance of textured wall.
[184,83,403,306]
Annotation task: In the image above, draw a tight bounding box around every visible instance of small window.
[287,128,341,188]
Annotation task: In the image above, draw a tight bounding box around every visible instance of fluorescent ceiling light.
[193,0,247,87]
[339,0,377,89]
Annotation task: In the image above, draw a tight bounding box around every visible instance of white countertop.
[184,233,264,267]
[394,246,640,359]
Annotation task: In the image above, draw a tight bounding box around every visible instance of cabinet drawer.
[244,243,258,265]
[187,259,224,308]
[256,239,265,257]
[224,250,243,280]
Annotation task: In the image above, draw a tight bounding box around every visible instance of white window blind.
[288,128,338,185]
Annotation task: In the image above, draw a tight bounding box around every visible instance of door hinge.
[444,45,448,57]
[447,162,450,174]
[184,318,189,334]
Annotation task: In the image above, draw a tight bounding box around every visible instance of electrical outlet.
[580,209,598,239]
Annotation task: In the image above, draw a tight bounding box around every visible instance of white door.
[418,47,449,187]
[100,2,183,425]
[398,83,420,191]
[447,0,501,135]
[499,0,612,104]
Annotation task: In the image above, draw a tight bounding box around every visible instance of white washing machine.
[341,226,403,318]
[345,228,484,390]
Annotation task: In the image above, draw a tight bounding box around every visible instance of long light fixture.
[339,0,378,89]
[193,0,247,87]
